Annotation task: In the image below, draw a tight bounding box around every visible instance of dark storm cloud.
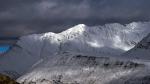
[0,0,150,37]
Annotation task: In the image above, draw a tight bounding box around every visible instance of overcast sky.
[0,0,150,37]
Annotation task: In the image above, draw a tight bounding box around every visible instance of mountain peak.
[75,24,86,27]
[67,24,86,30]
[60,24,87,36]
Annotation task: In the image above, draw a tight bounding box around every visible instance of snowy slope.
[17,52,150,84]
[122,33,150,60]
[0,22,150,78]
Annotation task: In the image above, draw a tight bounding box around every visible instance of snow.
[0,21,150,80]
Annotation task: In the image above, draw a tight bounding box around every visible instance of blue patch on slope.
[0,45,10,53]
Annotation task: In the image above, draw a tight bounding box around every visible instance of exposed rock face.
[136,34,150,49]
[123,33,150,60]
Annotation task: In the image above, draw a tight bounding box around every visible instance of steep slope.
[0,22,150,78]
[123,33,150,60]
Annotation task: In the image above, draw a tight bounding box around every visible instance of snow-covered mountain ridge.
[18,22,150,57]
[0,21,150,79]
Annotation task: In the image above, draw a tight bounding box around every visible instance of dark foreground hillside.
[0,74,19,84]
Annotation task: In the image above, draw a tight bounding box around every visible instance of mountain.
[17,33,150,84]
[122,33,150,60]
[0,22,150,79]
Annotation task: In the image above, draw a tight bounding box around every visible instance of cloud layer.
[0,0,150,37]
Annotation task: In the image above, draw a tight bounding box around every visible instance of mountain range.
[0,22,150,84]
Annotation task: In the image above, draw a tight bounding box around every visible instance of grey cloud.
[0,0,150,37]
